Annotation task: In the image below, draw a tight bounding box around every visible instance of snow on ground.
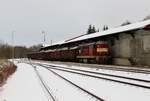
[36,66,99,101]
[1,60,150,101]
[0,61,101,101]
[0,63,48,101]
[34,60,150,101]
[42,65,150,87]
[51,69,150,101]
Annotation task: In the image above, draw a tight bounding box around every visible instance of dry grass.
[0,60,17,86]
[0,59,7,64]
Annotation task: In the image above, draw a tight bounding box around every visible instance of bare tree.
[121,20,131,26]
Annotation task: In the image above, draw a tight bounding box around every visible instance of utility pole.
[12,31,15,61]
[50,40,52,45]
[42,30,46,46]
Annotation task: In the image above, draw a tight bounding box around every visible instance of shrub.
[0,60,17,86]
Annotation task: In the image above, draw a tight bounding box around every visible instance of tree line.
[0,41,42,59]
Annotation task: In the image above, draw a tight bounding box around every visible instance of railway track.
[29,62,105,101]
[22,59,150,74]
[48,69,105,101]
[28,59,150,74]
[50,63,150,74]
[31,64,57,101]
[96,65,150,74]
[12,60,150,101]
[34,63,150,89]
[41,63,150,82]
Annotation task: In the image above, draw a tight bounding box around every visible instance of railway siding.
[5,59,150,101]
[37,63,150,89]
[32,61,150,101]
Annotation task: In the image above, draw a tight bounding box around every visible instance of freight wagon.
[27,41,110,64]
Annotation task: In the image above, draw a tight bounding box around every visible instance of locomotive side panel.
[77,41,110,64]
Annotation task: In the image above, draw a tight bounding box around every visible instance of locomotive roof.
[42,19,150,50]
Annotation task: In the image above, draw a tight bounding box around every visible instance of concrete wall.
[109,29,150,66]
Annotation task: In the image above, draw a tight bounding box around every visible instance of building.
[41,20,150,66]
[109,24,150,66]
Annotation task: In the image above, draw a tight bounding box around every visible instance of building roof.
[42,19,150,49]
[67,19,150,43]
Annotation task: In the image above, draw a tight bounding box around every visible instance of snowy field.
[0,60,150,101]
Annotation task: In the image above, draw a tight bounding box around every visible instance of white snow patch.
[0,63,48,101]
[36,66,99,101]
[53,69,150,101]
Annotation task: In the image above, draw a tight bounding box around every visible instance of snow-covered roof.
[42,44,51,47]
[67,19,150,43]
[43,19,150,49]
[51,40,65,46]
[41,35,87,49]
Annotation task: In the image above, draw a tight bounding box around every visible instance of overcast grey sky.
[0,0,150,46]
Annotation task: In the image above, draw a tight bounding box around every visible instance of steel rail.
[33,66,56,101]
[47,68,105,101]
[29,59,150,74]
[38,64,150,89]
[26,60,150,74]
[40,64,150,83]
[96,66,150,74]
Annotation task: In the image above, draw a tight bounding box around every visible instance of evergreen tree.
[103,25,106,31]
[105,25,108,30]
[103,25,109,31]
[97,28,99,32]
[121,20,131,26]
[86,25,97,34]
[87,25,92,34]
[92,26,96,33]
